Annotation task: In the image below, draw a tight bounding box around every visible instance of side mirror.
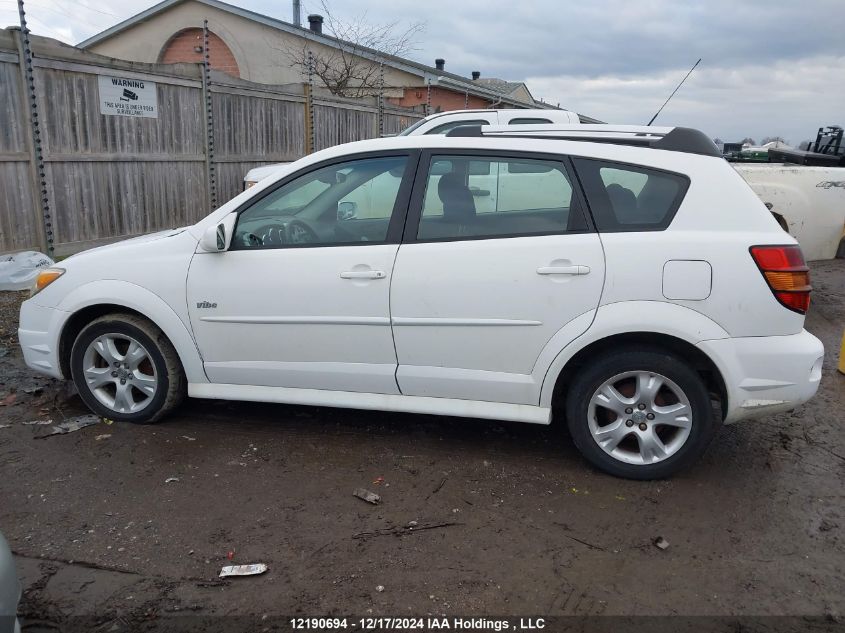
[200,213,237,252]
[337,201,358,221]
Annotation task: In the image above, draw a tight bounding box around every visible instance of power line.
[49,0,123,19]
[17,11,68,40]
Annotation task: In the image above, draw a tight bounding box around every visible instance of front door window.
[234,156,409,248]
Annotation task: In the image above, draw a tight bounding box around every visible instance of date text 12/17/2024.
[289,617,546,631]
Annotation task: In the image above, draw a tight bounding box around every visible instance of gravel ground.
[0,260,843,631]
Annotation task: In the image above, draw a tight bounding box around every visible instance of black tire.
[564,347,718,480]
[70,313,186,424]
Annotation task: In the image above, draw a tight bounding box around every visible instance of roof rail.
[445,124,721,157]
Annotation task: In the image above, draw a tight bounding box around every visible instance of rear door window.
[414,154,587,240]
[572,158,689,231]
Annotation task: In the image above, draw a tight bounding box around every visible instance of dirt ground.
[1,260,844,631]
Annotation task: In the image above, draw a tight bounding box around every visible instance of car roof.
[303,124,720,170]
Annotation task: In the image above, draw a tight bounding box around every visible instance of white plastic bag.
[0,251,55,291]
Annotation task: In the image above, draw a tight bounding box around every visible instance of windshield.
[398,118,429,136]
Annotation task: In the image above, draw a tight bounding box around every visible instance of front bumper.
[698,329,824,424]
[18,299,67,380]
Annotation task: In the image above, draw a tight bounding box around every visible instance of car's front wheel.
[565,348,717,479]
[70,313,185,423]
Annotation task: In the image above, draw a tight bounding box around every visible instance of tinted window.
[417,155,586,240]
[572,158,688,231]
[508,117,553,125]
[234,156,408,248]
[425,119,491,135]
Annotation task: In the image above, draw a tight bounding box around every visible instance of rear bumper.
[18,299,66,380]
[698,329,824,424]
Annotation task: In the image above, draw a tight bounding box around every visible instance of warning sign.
[98,75,158,118]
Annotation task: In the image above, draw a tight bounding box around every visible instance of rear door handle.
[340,270,386,280]
[536,265,591,275]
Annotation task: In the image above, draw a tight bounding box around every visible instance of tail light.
[749,245,812,314]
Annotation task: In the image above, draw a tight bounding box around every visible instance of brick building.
[79,0,564,113]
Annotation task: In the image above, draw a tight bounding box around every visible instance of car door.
[187,152,416,394]
[390,150,605,405]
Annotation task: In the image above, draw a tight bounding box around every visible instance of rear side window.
[572,158,689,231]
[508,117,552,125]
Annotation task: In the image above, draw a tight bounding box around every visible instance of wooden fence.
[0,29,423,256]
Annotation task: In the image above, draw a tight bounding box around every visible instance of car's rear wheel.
[70,313,185,424]
[565,348,717,479]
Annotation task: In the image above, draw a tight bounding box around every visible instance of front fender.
[56,280,207,384]
[538,300,730,408]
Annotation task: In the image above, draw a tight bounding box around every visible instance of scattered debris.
[819,519,838,532]
[0,424,11,429]
[353,488,381,505]
[95,434,112,441]
[1,393,17,406]
[372,475,384,485]
[165,477,180,484]
[0,250,54,291]
[196,579,228,588]
[182,435,196,441]
[227,551,235,561]
[432,477,447,495]
[102,418,114,426]
[653,536,670,550]
[352,521,462,540]
[0,347,7,358]
[22,386,42,395]
[554,522,606,551]
[219,564,267,578]
[34,414,100,439]
[23,419,52,426]
[407,520,418,528]
[375,585,385,593]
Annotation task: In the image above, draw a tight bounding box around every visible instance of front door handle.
[340,270,386,280]
[537,265,591,275]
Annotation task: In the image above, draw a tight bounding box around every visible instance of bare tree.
[761,136,787,145]
[741,137,756,146]
[282,2,425,98]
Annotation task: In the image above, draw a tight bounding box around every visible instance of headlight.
[31,267,65,296]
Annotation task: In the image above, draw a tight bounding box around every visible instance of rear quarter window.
[507,117,553,125]
[572,158,689,231]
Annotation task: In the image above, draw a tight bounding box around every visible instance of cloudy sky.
[3,0,844,144]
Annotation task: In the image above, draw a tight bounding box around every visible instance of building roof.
[474,78,526,95]
[78,0,559,109]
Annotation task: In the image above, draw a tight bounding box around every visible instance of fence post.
[376,63,384,138]
[15,0,51,255]
[201,19,217,210]
[303,51,315,154]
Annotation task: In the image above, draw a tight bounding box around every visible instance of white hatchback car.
[19,124,824,479]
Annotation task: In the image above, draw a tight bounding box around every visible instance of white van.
[243,109,581,188]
